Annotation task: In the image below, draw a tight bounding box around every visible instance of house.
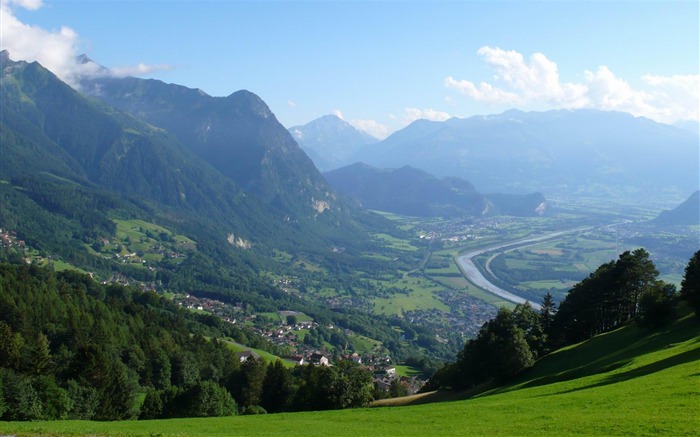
[309,352,330,366]
[236,350,260,363]
[286,355,305,365]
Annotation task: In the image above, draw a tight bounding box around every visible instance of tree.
[286,315,298,326]
[0,375,5,418]
[450,308,535,390]
[0,321,23,370]
[260,360,292,413]
[638,283,676,328]
[23,332,52,376]
[94,360,137,420]
[540,292,557,333]
[389,379,410,398]
[613,249,658,321]
[237,358,267,408]
[181,381,237,417]
[172,352,200,388]
[512,302,545,358]
[680,250,700,315]
[66,379,99,420]
[550,251,662,348]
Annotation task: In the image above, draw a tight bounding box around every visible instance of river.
[454,228,591,310]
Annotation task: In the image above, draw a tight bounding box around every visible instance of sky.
[1,0,698,138]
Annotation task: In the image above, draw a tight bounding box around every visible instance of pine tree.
[261,360,292,413]
[680,250,700,315]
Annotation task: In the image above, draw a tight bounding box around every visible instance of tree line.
[427,249,700,391]
[0,263,373,420]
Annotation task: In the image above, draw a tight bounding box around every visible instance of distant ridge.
[351,109,699,200]
[324,163,547,217]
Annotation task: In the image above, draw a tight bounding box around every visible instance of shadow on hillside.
[547,345,700,396]
[513,312,700,391]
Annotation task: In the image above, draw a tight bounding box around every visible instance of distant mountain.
[654,191,700,226]
[324,163,547,217]
[289,115,378,171]
[352,109,699,200]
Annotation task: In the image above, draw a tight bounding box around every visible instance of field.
[4,306,698,436]
[371,276,449,316]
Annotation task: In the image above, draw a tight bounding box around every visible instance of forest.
[0,263,374,420]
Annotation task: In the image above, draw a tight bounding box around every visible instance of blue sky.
[2,0,698,137]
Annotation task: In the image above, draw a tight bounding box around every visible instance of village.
[174,293,426,395]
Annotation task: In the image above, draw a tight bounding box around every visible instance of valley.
[0,27,697,428]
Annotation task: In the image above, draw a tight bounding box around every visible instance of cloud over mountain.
[0,0,173,88]
[445,46,699,124]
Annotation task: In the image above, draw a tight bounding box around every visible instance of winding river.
[454,229,591,310]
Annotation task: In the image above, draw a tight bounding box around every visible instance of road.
[454,228,591,310]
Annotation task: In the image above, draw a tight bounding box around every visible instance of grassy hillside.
[3,305,698,436]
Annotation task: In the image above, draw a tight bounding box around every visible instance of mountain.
[289,114,378,171]
[0,51,298,285]
[352,109,699,200]
[78,72,352,230]
[0,52,268,238]
[324,163,547,217]
[654,191,700,226]
[0,52,395,279]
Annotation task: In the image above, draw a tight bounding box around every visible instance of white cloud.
[403,107,452,124]
[0,1,174,88]
[444,76,523,105]
[348,118,390,139]
[446,46,699,124]
[640,74,699,123]
[287,100,297,108]
[332,109,345,120]
[9,0,42,10]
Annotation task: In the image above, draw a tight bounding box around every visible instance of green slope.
[4,305,698,436]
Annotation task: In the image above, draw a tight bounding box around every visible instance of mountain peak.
[76,53,93,64]
[226,89,273,119]
[288,114,378,171]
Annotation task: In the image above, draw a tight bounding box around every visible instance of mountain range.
[343,109,699,200]
[324,163,547,218]
[0,51,400,289]
[289,115,378,172]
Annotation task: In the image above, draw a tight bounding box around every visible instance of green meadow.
[5,306,697,436]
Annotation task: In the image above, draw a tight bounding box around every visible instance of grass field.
[371,276,449,316]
